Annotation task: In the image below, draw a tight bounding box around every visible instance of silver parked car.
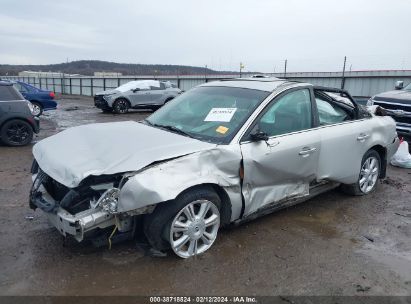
[94,80,181,113]
[30,78,399,258]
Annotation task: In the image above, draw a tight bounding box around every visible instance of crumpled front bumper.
[30,172,115,242]
[46,206,115,242]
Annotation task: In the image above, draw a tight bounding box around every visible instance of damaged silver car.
[29,77,399,258]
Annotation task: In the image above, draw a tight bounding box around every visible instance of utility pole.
[284,59,288,78]
[204,65,207,82]
[240,62,244,78]
[341,56,347,89]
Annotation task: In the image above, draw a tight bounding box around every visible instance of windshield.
[404,83,411,91]
[145,86,270,144]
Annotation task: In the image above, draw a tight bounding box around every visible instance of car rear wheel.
[341,149,381,195]
[112,98,130,114]
[0,119,33,146]
[144,187,221,258]
[31,102,43,117]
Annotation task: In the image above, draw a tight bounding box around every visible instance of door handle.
[266,139,279,148]
[357,133,370,141]
[299,147,316,156]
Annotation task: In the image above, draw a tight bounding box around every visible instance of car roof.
[0,80,14,86]
[199,77,308,92]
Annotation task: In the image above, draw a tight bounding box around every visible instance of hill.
[0,60,235,76]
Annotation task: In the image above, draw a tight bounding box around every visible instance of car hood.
[374,90,411,105]
[95,89,120,96]
[33,121,215,188]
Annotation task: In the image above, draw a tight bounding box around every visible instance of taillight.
[49,92,55,99]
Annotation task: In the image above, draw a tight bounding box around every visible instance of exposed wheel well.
[175,183,232,226]
[369,145,387,178]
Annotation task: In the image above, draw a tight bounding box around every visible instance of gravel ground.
[0,96,410,296]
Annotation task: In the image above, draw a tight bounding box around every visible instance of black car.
[0,81,40,146]
[368,81,411,137]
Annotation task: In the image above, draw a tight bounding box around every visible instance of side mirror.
[395,81,404,90]
[250,130,269,141]
[132,88,140,93]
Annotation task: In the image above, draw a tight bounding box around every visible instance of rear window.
[0,85,24,101]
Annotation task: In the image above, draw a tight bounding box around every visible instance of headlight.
[27,101,35,115]
[366,98,374,106]
[103,94,116,101]
[96,188,120,214]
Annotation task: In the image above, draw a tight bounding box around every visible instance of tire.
[112,98,130,114]
[0,119,34,146]
[144,186,221,258]
[31,102,43,117]
[341,149,381,196]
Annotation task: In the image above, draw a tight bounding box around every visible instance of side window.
[315,93,351,125]
[0,86,22,100]
[150,85,162,90]
[14,83,27,93]
[258,89,312,137]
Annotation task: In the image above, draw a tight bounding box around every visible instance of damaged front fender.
[118,145,244,221]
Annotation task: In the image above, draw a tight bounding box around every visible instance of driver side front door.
[240,88,322,216]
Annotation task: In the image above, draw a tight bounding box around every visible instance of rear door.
[126,88,152,106]
[148,82,167,105]
[240,87,322,216]
[313,90,372,184]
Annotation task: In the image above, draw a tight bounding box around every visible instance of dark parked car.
[368,81,411,137]
[0,81,39,146]
[12,81,57,116]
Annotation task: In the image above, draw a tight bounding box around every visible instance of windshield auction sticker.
[204,108,237,122]
[216,126,229,134]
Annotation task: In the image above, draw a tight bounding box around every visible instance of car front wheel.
[0,119,34,146]
[341,149,381,195]
[144,187,221,258]
[169,199,220,258]
[112,98,130,114]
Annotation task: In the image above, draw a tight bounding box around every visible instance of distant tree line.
[0,60,236,76]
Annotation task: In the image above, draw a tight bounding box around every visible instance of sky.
[1,0,411,73]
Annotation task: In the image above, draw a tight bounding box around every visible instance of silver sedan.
[30,77,399,258]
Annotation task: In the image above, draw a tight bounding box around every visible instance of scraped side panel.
[240,129,321,216]
[118,145,244,221]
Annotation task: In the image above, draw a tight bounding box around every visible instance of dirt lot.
[0,96,410,296]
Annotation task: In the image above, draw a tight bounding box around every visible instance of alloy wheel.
[6,122,31,145]
[114,99,129,113]
[32,104,41,116]
[359,156,379,193]
[169,200,220,258]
